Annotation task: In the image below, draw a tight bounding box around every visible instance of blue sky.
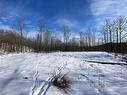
[0,0,127,35]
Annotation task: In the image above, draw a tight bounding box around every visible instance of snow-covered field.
[0,52,127,95]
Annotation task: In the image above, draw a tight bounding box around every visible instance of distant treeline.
[0,17,127,53]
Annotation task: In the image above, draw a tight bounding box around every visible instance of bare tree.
[103,19,111,44]
[63,26,71,44]
[87,28,92,47]
[16,18,24,52]
[116,17,127,44]
[36,22,46,51]
[79,32,85,47]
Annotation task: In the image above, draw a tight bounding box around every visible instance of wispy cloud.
[55,18,79,28]
[90,0,127,17]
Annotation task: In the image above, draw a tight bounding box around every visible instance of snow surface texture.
[0,52,127,95]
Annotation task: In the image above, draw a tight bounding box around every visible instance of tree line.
[101,17,127,53]
[0,17,127,53]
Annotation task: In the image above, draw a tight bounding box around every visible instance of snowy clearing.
[0,52,127,95]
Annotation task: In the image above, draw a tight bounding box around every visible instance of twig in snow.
[35,63,67,95]
[29,63,39,95]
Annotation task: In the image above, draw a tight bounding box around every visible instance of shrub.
[52,74,71,93]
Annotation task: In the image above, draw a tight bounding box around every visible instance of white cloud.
[90,0,114,16]
[90,0,127,17]
[55,18,78,28]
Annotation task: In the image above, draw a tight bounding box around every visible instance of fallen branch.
[85,60,127,66]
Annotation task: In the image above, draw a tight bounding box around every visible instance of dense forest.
[0,17,127,53]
